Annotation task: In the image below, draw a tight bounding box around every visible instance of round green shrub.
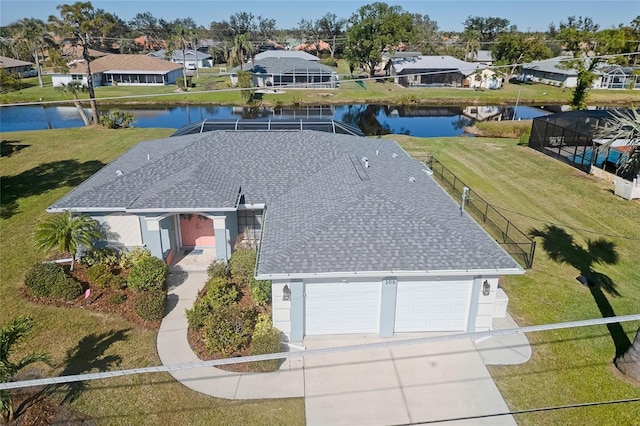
[119,247,152,269]
[128,256,167,292]
[86,264,111,283]
[24,262,67,298]
[205,277,238,307]
[186,299,212,330]
[134,289,167,321]
[51,277,83,301]
[203,305,257,356]
[108,292,127,305]
[207,259,230,279]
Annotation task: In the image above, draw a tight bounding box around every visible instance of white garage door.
[395,280,472,332]
[103,213,142,247]
[305,282,380,335]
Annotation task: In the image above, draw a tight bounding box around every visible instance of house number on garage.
[383,278,397,286]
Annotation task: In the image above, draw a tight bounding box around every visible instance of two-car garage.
[303,279,473,336]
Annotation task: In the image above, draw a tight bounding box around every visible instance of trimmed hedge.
[134,289,167,321]
[250,277,272,305]
[230,248,256,287]
[128,256,167,292]
[186,277,238,330]
[207,259,230,279]
[24,263,67,298]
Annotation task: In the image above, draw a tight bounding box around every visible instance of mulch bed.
[21,262,160,330]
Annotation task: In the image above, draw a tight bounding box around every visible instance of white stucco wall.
[271,281,292,336]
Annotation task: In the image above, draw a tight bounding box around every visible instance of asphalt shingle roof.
[51,130,522,275]
[234,57,335,75]
[391,55,484,76]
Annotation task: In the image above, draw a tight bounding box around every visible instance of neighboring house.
[230,57,338,88]
[59,44,111,61]
[466,50,494,65]
[254,50,319,62]
[48,124,525,341]
[388,55,500,89]
[293,40,331,54]
[51,54,183,87]
[0,55,35,77]
[520,56,611,88]
[148,49,213,68]
[599,65,640,90]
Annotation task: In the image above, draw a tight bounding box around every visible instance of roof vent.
[376,150,379,156]
[423,168,434,176]
[392,153,398,159]
[115,170,123,177]
[362,156,369,168]
[409,176,416,182]
[147,154,150,160]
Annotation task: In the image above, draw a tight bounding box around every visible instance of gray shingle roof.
[254,51,319,61]
[391,56,484,76]
[233,57,335,75]
[50,130,522,275]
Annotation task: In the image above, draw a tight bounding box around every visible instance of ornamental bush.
[250,277,271,305]
[186,277,238,330]
[128,256,167,292]
[134,289,166,321]
[250,314,282,372]
[202,305,257,357]
[51,277,83,301]
[81,247,120,267]
[108,292,127,305]
[207,259,230,279]
[230,248,256,287]
[119,247,152,269]
[24,262,67,298]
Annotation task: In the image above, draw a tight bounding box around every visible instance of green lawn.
[395,135,640,425]
[0,128,305,425]
[2,67,638,107]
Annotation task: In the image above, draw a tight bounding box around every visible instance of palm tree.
[593,108,640,180]
[13,18,51,88]
[229,33,254,69]
[463,30,480,62]
[170,23,191,89]
[35,211,102,271]
[1,316,51,423]
[56,81,91,126]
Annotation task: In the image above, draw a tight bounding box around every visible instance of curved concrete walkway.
[157,266,532,423]
[156,269,304,399]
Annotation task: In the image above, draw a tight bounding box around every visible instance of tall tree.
[317,13,346,58]
[169,23,192,88]
[12,18,51,87]
[463,16,511,42]
[491,31,552,77]
[344,2,417,78]
[410,14,441,55]
[229,33,254,68]
[49,2,117,125]
[594,108,640,180]
[298,18,323,53]
[35,210,102,271]
[462,29,480,61]
[0,316,51,423]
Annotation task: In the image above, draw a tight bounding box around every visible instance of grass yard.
[0,128,305,425]
[2,68,638,107]
[394,134,640,425]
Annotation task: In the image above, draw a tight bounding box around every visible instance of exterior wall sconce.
[482,280,491,296]
[282,284,291,301]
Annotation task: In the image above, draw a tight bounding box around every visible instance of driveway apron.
[303,336,516,426]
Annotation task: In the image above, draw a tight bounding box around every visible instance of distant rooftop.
[172,118,364,137]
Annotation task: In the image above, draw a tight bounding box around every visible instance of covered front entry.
[395,280,472,332]
[305,281,380,335]
[179,214,215,247]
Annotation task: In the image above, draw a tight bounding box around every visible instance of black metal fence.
[418,155,536,269]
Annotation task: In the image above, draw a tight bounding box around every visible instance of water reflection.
[0,104,550,136]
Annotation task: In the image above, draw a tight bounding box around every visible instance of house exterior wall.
[52,72,102,88]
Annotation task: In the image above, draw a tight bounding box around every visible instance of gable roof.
[0,55,33,69]
[522,56,579,75]
[50,130,523,277]
[233,57,335,75]
[390,55,484,76]
[65,54,183,74]
[254,50,319,61]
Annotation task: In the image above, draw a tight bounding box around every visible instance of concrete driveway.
[303,335,516,426]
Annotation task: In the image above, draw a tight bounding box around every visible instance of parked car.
[186,64,196,70]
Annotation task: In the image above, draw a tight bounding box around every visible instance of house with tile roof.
[51,54,183,87]
[48,125,524,341]
[230,57,338,88]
